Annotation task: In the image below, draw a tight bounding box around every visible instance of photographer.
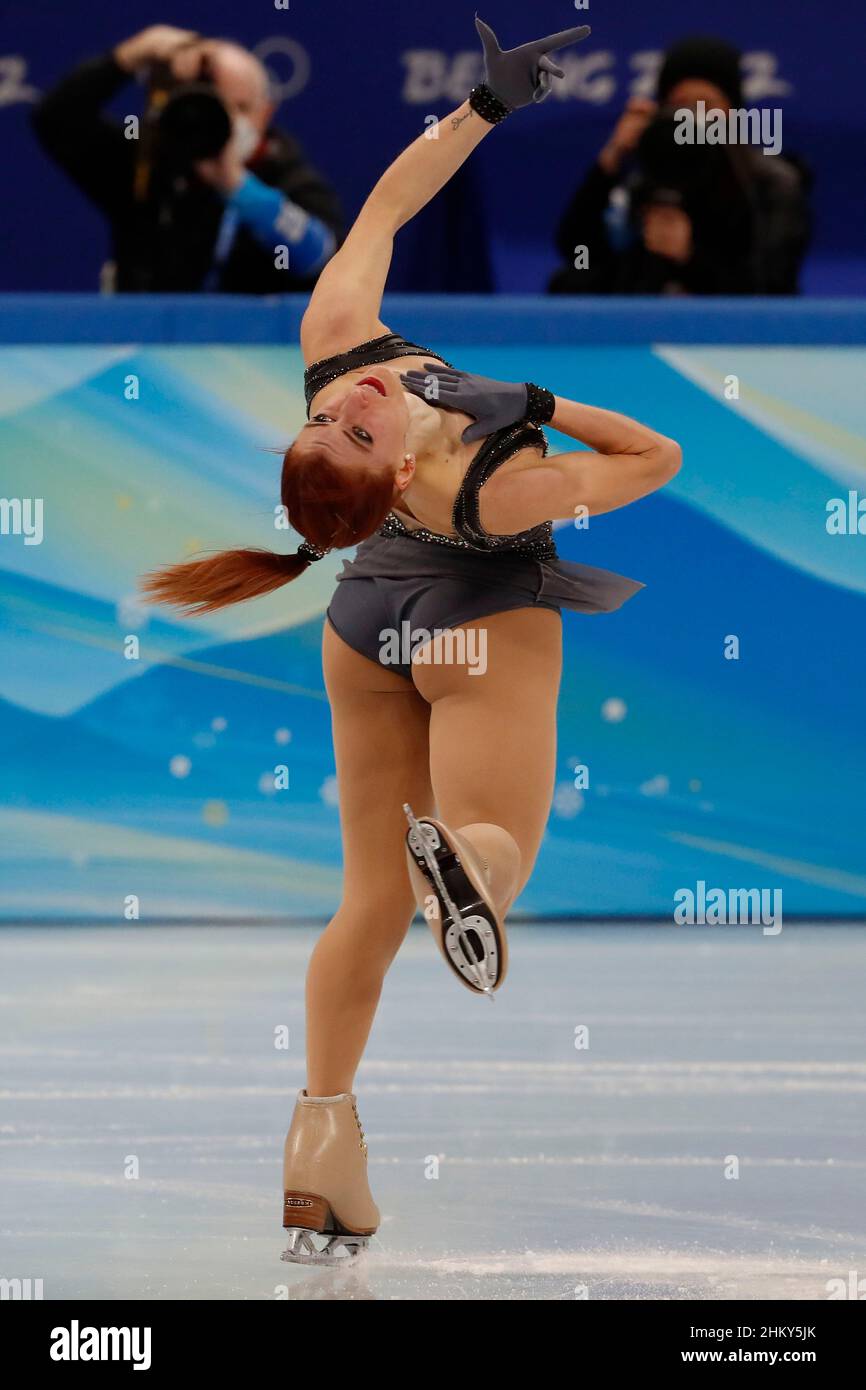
[31,25,343,293]
[548,36,810,296]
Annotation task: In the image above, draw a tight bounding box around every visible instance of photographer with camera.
[31,25,343,294]
[548,36,810,296]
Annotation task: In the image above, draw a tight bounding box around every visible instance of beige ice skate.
[403,805,508,998]
[281,1090,379,1264]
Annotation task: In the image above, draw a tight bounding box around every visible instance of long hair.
[141,443,397,615]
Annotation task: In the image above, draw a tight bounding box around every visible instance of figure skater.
[143,17,681,1265]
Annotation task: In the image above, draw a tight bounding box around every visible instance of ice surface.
[1,924,864,1301]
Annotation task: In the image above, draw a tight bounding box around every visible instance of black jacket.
[549,149,811,296]
[31,52,344,293]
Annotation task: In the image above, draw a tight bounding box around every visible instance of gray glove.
[475,16,591,108]
[401,363,537,444]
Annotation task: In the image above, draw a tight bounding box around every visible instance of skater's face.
[295,368,415,495]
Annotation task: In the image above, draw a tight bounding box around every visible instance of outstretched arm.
[300,100,493,365]
[300,16,592,365]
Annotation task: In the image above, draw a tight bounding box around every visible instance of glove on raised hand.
[475,16,591,108]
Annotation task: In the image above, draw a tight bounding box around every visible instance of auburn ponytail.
[141,439,398,615]
[141,547,311,616]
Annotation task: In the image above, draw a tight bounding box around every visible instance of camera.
[146,53,232,166]
[628,109,753,245]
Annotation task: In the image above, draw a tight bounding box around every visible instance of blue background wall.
[2,0,863,294]
[1,296,864,921]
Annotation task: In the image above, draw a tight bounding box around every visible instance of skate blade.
[404,804,501,998]
[281,1226,371,1266]
[443,912,500,996]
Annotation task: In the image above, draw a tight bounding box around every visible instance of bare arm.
[300,16,594,363]
[301,102,492,365]
[480,396,682,532]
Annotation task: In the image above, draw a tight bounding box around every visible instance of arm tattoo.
[451,110,472,131]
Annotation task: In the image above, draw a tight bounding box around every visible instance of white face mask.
[233,114,260,163]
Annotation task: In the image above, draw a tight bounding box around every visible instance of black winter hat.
[657,36,743,107]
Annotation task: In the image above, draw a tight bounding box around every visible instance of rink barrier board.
[0,294,863,345]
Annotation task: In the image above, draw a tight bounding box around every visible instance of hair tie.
[297,540,328,563]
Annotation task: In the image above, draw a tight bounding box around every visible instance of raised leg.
[411,607,562,910]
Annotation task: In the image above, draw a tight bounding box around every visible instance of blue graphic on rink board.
[1,324,866,919]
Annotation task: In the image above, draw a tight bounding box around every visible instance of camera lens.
[159,84,232,162]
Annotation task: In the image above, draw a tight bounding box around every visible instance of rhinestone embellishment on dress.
[303,336,557,558]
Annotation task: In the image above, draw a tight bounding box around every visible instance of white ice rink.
[1,923,864,1301]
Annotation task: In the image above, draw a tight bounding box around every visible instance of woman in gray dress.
[144,17,681,1263]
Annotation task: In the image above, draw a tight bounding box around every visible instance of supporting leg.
[306,620,434,1095]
